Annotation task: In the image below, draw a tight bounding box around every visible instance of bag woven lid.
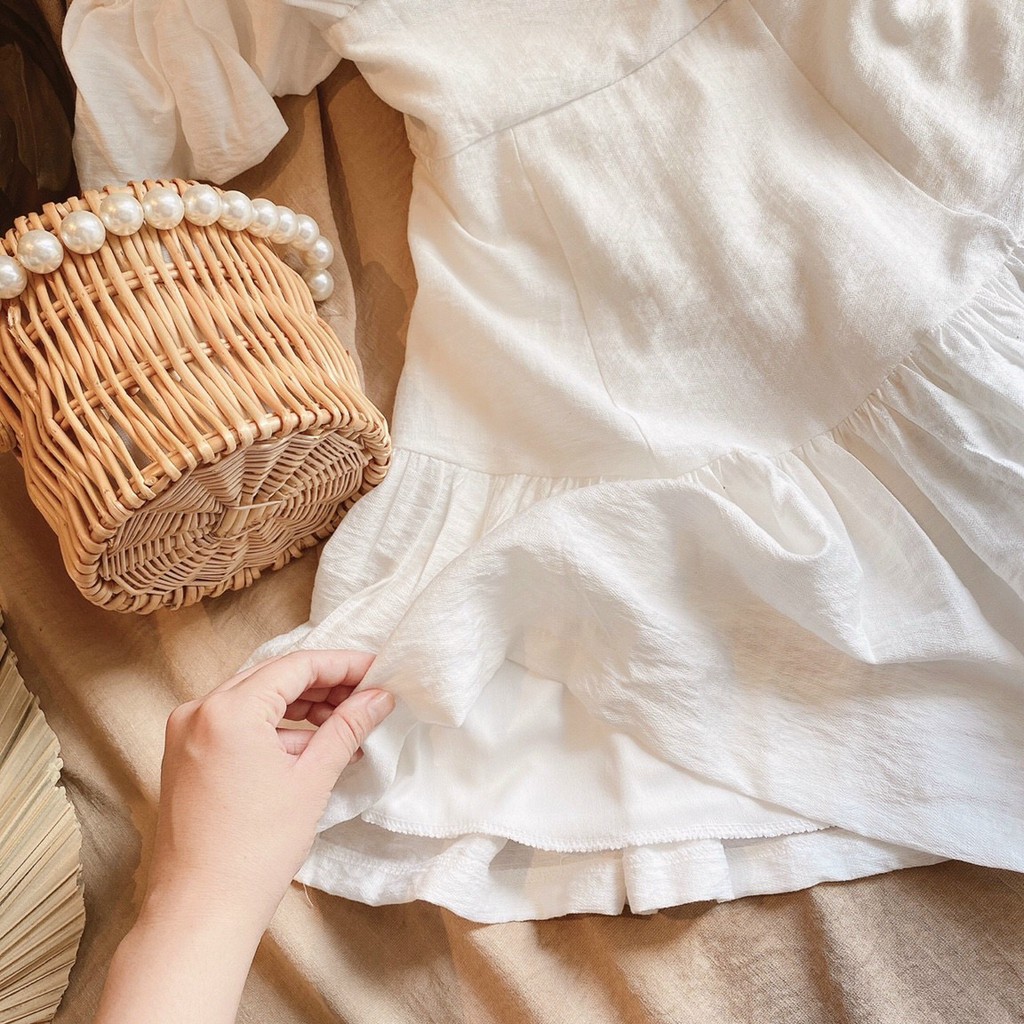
[0,179,391,613]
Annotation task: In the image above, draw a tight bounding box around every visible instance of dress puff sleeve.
[63,0,344,189]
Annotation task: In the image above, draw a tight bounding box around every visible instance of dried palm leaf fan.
[0,612,85,1022]
[0,178,391,612]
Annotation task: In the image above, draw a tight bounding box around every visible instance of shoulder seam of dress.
[417,0,732,167]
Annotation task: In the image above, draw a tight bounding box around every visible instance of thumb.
[299,688,395,783]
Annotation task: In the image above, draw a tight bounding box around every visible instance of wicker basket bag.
[0,179,391,613]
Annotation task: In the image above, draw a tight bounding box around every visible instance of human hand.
[142,650,394,936]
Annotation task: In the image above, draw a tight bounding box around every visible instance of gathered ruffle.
[299,826,942,923]
[253,244,1024,922]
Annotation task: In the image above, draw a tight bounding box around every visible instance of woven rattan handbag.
[0,179,391,613]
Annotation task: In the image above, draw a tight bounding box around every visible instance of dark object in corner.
[0,0,78,232]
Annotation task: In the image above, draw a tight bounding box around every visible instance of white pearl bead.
[270,206,299,245]
[99,193,145,236]
[0,254,28,298]
[142,186,185,230]
[247,198,279,238]
[59,210,107,255]
[16,230,64,274]
[303,269,334,302]
[301,235,335,269]
[292,214,320,251]
[181,184,223,226]
[218,190,254,231]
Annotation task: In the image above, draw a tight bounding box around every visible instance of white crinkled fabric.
[64,0,343,186]
[65,0,1024,921]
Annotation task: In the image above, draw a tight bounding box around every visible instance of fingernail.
[365,690,395,723]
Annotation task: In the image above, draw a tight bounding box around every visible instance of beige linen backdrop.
[0,26,1022,1022]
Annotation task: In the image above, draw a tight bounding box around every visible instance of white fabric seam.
[359,811,827,853]
[415,0,732,166]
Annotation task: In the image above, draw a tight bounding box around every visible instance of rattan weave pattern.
[0,179,391,612]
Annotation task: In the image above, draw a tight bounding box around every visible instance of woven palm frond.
[0,612,85,1023]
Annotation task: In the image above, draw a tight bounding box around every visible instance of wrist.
[138,877,271,951]
[141,843,292,934]
[96,896,264,1024]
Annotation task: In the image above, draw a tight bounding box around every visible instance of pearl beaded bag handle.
[0,179,391,613]
[0,182,338,302]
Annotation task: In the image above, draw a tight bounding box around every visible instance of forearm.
[88,652,392,1023]
[93,896,265,1024]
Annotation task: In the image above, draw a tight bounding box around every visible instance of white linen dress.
[65,0,1024,921]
